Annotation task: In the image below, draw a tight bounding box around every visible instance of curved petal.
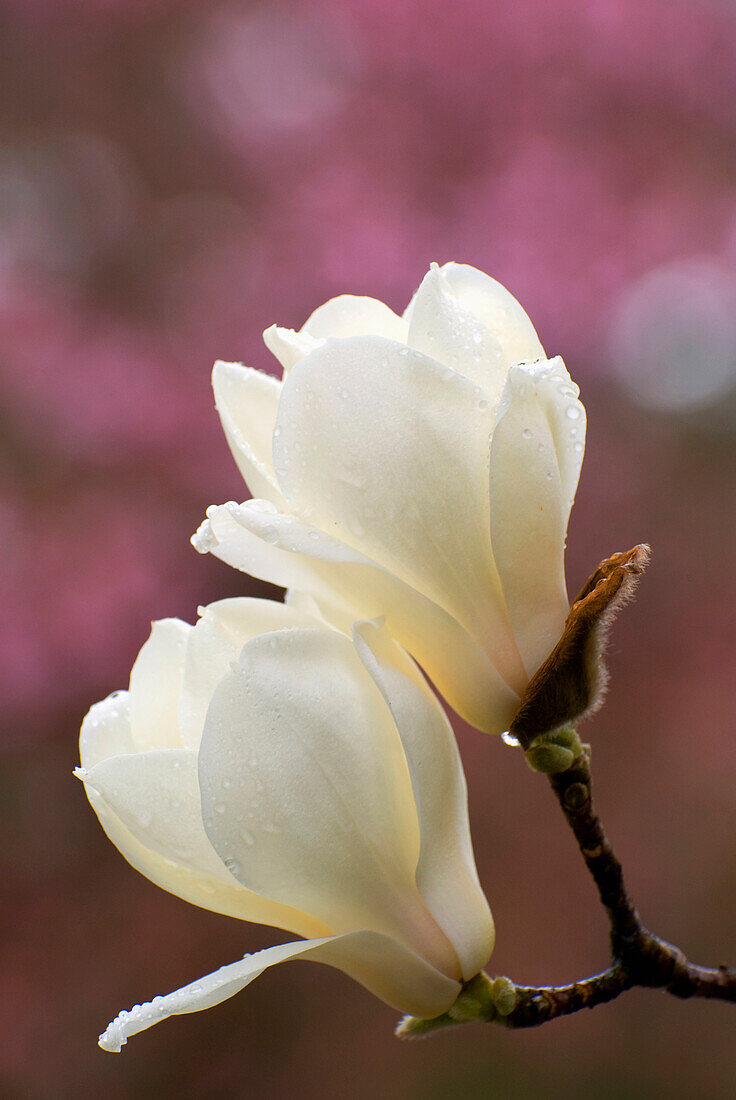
[273,336,526,693]
[128,619,190,751]
[212,361,285,505]
[80,692,134,769]
[301,294,409,342]
[178,597,324,750]
[408,262,544,398]
[99,929,461,1051]
[199,629,459,977]
[353,620,494,980]
[193,501,520,733]
[77,747,326,938]
[489,357,585,678]
[263,325,323,376]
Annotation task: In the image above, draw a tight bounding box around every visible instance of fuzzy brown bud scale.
[509,544,650,749]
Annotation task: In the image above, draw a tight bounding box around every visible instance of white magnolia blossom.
[194,262,586,733]
[76,597,494,1050]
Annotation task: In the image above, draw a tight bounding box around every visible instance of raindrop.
[260,524,280,544]
[240,829,256,846]
[522,428,532,439]
[565,405,581,420]
[501,730,521,748]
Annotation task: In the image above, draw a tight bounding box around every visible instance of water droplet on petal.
[565,405,581,420]
[501,730,521,747]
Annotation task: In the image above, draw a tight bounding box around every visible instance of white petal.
[99,929,460,1051]
[128,619,189,751]
[193,501,520,733]
[77,748,325,937]
[301,294,409,342]
[489,357,585,677]
[178,597,324,750]
[353,620,494,980]
[212,361,285,505]
[263,325,323,376]
[273,336,526,693]
[199,629,459,977]
[80,692,134,769]
[408,262,544,397]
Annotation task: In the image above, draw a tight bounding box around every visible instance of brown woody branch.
[499,748,736,1029]
[398,546,736,1039]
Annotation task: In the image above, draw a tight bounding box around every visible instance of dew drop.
[260,524,280,544]
[574,441,584,453]
[522,428,532,440]
[240,829,256,846]
[501,730,521,748]
[565,405,581,420]
[215,802,227,815]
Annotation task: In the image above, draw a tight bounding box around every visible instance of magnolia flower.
[194,262,586,733]
[76,597,494,1050]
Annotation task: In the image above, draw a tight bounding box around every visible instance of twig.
[398,546,735,1038]
[398,740,736,1039]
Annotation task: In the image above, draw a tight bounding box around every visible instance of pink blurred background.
[3,1,736,1095]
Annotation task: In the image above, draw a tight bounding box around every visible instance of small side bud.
[526,742,575,774]
[525,727,581,774]
[509,545,650,748]
[490,976,518,1017]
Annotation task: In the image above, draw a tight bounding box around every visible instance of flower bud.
[193,262,587,736]
[77,600,494,1050]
